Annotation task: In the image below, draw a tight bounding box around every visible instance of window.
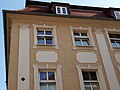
[37,30,53,45]
[109,34,120,47]
[56,6,68,15]
[114,11,120,19]
[82,71,100,90]
[40,71,56,90]
[73,31,89,46]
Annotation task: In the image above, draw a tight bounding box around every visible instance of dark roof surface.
[20,0,120,20]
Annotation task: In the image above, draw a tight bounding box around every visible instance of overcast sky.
[0,0,120,90]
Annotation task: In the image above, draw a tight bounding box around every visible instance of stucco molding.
[69,26,96,49]
[117,65,120,71]
[104,28,120,50]
[36,51,58,62]
[94,28,104,34]
[18,24,30,90]
[19,24,30,30]
[115,53,120,63]
[76,52,98,63]
[33,64,63,90]
[76,64,107,90]
[69,26,92,30]
[33,24,59,49]
[104,28,120,32]
[95,30,120,89]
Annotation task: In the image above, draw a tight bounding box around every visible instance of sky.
[0,0,120,90]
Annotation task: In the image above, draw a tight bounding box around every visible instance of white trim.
[76,64,107,90]
[114,11,120,19]
[56,6,68,15]
[33,24,59,49]
[97,66,107,90]
[33,65,39,90]
[104,28,120,50]
[76,65,85,90]
[104,28,120,32]
[18,24,30,90]
[69,26,95,49]
[33,64,63,90]
[117,65,120,71]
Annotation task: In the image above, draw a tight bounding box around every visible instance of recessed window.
[114,11,120,19]
[73,31,89,46]
[56,6,68,15]
[40,71,56,90]
[82,71,100,90]
[109,34,120,47]
[37,30,53,45]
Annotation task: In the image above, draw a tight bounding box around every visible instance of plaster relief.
[76,52,97,63]
[36,51,58,62]
[115,53,120,63]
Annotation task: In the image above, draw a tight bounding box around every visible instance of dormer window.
[56,6,68,15]
[114,11,120,19]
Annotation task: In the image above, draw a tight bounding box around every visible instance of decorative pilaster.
[18,24,30,90]
[94,28,120,90]
[76,65,85,90]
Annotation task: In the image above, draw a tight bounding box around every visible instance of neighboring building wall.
[7,13,120,90]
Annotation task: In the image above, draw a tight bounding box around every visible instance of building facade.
[3,0,120,90]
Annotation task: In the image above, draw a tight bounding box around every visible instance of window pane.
[37,38,44,44]
[91,83,99,90]
[48,82,56,90]
[74,32,80,36]
[84,83,91,90]
[109,34,120,38]
[82,72,89,80]
[40,83,47,90]
[57,7,61,13]
[62,8,66,14]
[46,38,53,44]
[38,31,44,35]
[111,40,116,47]
[75,38,82,46]
[81,33,87,36]
[48,72,55,80]
[90,72,97,80]
[116,41,120,47]
[40,72,47,80]
[45,31,52,35]
[82,39,89,46]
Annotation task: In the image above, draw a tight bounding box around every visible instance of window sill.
[76,45,93,47]
[33,44,59,49]
[37,44,56,46]
[112,47,120,50]
[73,45,95,50]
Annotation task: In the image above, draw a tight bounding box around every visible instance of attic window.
[114,11,120,19]
[56,6,68,15]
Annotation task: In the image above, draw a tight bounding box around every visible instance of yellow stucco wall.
[7,13,120,90]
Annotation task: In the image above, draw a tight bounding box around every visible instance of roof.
[16,0,120,20]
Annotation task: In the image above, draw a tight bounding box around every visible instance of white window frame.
[74,32,90,46]
[104,28,120,50]
[37,30,53,45]
[109,33,120,48]
[33,24,59,49]
[69,26,96,49]
[56,6,68,15]
[82,71,100,90]
[76,64,107,90]
[114,11,120,19]
[39,70,56,90]
[33,64,63,90]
